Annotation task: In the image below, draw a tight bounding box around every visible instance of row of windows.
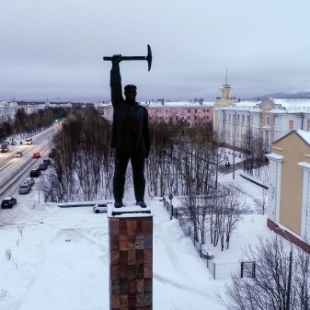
[149,116,210,121]
[150,108,210,113]
[227,114,251,124]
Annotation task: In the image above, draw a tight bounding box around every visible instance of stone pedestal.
[108,206,153,310]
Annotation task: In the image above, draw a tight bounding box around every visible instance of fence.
[162,196,255,280]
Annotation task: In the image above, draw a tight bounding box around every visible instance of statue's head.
[124,84,137,102]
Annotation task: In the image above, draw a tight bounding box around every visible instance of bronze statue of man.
[110,55,150,208]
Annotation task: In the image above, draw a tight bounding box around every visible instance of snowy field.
[0,142,274,310]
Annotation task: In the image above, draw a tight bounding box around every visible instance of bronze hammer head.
[103,44,152,71]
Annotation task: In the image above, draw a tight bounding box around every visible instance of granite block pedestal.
[108,205,153,310]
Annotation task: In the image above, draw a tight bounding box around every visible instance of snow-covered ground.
[0,162,275,310]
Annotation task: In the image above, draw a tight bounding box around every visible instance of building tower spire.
[225,68,228,85]
[221,69,232,100]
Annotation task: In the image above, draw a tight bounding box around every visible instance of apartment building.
[0,100,18,122]
[216,98,310,153]
[100,100,214,127]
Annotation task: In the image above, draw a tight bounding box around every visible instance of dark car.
[30,168,41,177]
[48,149,56,158]
[1,144,9,153]
[43,158,51,166]
[38,163,47,170]
[15,151,23,157]
[1,197,17,209]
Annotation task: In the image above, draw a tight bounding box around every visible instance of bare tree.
[224,236,310,310]
[241,129,265,175]
[42,107,113,202]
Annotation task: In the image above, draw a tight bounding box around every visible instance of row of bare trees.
[183,183,243,256]
[145,120,244,254]
[224,236,310,309]
[146,121,221,197]
[41,107,114,202]
[0,107,69,141]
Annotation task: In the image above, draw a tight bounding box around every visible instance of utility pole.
[276,226,293,310]
[286,249,292,310]
[233,112,237,179]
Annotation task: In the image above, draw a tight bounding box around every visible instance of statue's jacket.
[110,66,150,157]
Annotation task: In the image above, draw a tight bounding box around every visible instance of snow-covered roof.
[272,99,310,113]
[221,100,260,111]
[296,130,310,145]
[266,153,284,161]
[143,101,214,108]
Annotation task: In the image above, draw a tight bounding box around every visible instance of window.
[266,116,270,126]
[289,120,294,130]
[242,115,245,123]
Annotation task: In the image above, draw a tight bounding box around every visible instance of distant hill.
[251,89,310,100]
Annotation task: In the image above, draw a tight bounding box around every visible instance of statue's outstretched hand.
[112,54,122,66]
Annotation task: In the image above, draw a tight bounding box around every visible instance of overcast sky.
[1,0,310,102]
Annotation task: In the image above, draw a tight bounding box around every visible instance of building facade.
[266,130,310,253]
[100,100,214,127]
[216,98,310,153]
[0,100,19,122]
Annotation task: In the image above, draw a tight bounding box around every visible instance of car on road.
[38,163,47,170]
[15,151,23,157]
[48,148,57,158]
[1,144,9,153]
[30,168,41,177]
[18,183,32,194]
[93,202,108,213]
[33,152,40,158]
[25,138,32,145]
[24,177,35,187]
[1,197,17,209]
[43,158,51,166]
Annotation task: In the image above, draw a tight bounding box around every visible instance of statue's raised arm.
[110,55,123,108]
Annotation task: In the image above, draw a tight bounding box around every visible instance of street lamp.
[169,193,173,220]
[276,226,293,310]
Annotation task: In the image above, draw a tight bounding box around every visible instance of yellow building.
[267,130,310,253]
[213,80,238,133]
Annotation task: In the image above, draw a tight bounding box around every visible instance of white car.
[23,177,35,187]
[25,138,32,145]
[93,203,108,213]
